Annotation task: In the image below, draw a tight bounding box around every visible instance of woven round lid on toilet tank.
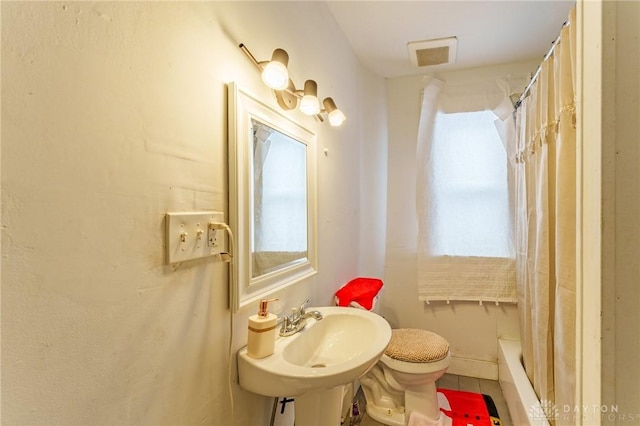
[384,328,449,362]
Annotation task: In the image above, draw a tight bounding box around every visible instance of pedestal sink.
[237,306,392,426]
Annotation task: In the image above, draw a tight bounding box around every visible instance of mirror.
[228,83,317,312]
[251,119,308,277]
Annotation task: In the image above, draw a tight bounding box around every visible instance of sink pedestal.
[295,385,344,426]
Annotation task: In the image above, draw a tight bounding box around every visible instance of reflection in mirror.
[251,119,308,277]
[228,83,317,312]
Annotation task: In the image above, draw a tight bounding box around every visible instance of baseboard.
[447,355,498,380]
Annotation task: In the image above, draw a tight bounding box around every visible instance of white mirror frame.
[228,83,318,312]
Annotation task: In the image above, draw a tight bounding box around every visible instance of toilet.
[360,328,451,426]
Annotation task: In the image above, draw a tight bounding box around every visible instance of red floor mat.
[437,388,502,426]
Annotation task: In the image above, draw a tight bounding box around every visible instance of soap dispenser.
[247,298,278,359]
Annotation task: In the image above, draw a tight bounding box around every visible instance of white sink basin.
[237,306,391,397]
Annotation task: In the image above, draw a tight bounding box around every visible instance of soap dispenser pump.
[247,298,278,359]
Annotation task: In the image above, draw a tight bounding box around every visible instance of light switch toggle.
[196,229,204,248]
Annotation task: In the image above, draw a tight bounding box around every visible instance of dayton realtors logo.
[529,400,638,423]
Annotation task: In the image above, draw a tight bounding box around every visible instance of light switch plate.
[166,211,226,264]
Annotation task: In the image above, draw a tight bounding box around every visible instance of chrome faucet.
[279,299,323,336]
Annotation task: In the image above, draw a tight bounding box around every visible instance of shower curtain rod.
[514,21,568,110]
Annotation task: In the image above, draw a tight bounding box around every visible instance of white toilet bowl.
[360,328,451,426]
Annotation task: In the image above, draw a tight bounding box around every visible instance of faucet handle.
[299,298,310,314]
[279,315,292,333]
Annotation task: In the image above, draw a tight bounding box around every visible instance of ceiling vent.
[408,37,457,67]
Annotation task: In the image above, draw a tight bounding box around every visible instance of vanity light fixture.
[239,43,346,126]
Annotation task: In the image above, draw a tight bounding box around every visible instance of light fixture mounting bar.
[238,43,261,68]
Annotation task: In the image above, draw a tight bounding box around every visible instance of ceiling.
[325,1,576,78]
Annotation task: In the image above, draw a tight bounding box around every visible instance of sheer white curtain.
[511,8,577,423]
[253,121,273,250]
[416,78,517,304]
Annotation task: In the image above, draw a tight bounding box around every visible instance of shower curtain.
[512,8,577,423]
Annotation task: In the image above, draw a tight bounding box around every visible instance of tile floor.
[359,373,512,426]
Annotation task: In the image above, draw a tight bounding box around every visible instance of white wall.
[1,2,387,425]
[358,70,389,278]
[382,63,538,379]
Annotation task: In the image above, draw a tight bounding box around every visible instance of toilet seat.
[381,329,450,374]
[386,328,449,362]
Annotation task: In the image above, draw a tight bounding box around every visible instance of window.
[429,110,513,258]
[416,79,517,304]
